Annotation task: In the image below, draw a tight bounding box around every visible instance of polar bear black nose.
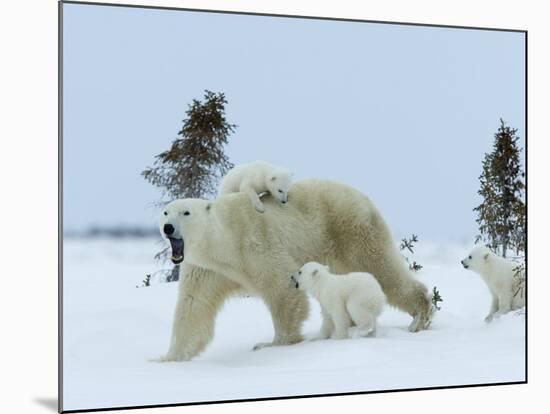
[163,223,175,235]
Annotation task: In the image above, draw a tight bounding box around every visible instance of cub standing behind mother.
[461,245,525,322]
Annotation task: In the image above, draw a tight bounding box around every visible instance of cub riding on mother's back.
[218,160,293,213]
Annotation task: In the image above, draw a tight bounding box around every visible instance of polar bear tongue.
[168,237,184,264]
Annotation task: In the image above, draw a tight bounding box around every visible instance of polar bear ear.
[206,203,212,211]
[312,269,319,276]
[270,176,277,181]
[483,253,489,260]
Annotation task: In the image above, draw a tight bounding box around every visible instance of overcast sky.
[62,3,525,242]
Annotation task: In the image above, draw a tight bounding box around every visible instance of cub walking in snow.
[218,161,293,213]
[461,245,525,322]
[291,262,386,339]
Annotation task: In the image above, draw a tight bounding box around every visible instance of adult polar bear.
[160,179,432,361]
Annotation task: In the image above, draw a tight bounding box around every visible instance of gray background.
[63,4,525,241]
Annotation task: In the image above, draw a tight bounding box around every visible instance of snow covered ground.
[62,237,525,411]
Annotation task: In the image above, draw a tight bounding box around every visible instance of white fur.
[158,179,432,361]
[461,246,525,322]
[218,161,293,212]
[292,262,386,339]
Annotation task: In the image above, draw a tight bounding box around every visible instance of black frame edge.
[61,381,527,414]
[60,0,527,33]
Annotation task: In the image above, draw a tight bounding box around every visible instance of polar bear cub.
[291,262,386,339]
[219,161,293,213]
[461,245,525,322]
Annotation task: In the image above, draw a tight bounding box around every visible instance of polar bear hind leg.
[360,252,432,332]
[328,199,433,332]
[346,299,376,337]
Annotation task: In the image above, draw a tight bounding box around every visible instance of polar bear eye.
[163,211,168,216]
[469,255,472,259]
[278,189,283,193]
[183,211,190,216]
[298,271,302,275]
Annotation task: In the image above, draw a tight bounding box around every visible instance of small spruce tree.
[474,119,525,257]
[400,234,423,272]
[432,286,443,311]
[142,90,236,200]
[136,274,151,288]
[399,235,441,310]
[142,90,236,281]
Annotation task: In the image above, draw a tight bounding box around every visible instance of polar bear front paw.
[254,203,265,213]
[252,341,273,351]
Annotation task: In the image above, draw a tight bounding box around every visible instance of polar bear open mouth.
[168,237,184,264]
